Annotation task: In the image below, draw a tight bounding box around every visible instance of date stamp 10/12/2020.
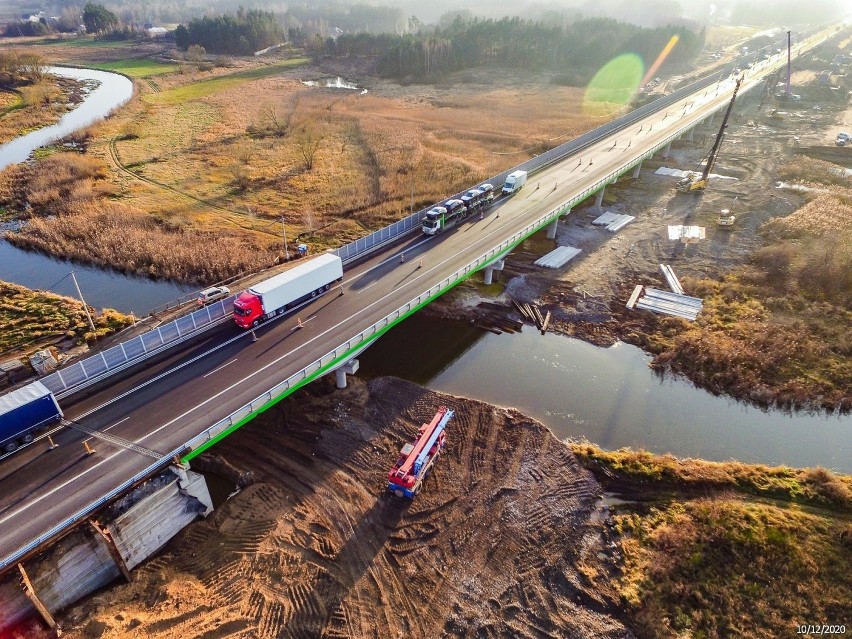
[796,625,847,636]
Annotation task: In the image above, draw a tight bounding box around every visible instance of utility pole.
[70,271,97,335]
[281,216,290,261]
[786,30,792,97]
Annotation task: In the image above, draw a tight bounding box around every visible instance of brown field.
[1,42,598,282]
[49,377,630,638]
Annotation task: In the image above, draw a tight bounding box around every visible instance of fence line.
[40,297,236,399]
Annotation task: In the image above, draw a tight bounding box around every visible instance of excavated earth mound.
[56,376,633,638]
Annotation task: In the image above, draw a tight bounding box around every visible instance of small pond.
[302,77,367,93]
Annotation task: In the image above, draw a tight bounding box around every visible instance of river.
[0,67,133,170]
[0,66,194,314]
[356,313,852,473]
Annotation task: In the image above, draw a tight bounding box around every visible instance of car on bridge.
[197,285,231,306]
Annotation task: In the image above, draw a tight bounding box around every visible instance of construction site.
[15,376,632,638]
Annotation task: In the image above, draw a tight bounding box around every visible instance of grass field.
[0,281,132,357]
[1,41,598,284]
[149,58,310,104]
[0,76,74,144]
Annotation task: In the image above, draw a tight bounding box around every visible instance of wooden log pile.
[473,302,524,335]
[510,298,552,335]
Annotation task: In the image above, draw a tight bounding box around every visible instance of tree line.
[328,17,702,82]
[175,8,284,56]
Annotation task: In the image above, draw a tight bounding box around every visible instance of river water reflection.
[0,67,133,171]
[0,239,194,315]
[0,67,194,314]
[356,313,851,472]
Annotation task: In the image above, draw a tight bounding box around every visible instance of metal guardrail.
[40,297,236,399]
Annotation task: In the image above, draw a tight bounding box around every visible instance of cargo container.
[0,381,63,453]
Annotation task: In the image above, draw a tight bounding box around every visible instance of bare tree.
[186,44,206,68]
[260,103,290,137]
[294,121,324,171]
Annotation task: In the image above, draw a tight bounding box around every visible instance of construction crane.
[677,77,743,193]
[387,407,453,498]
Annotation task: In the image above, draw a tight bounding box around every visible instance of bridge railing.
[40,297,236,400]
[0,36,825,574]
[178,146,676,457]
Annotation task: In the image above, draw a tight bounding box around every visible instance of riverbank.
[573,444,852,639]
[0,74,86,146]
[11,377,850,638]
[432,39,851,413]
[0,281,132,384]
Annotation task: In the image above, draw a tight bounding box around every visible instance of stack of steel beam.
[635,287,703,321]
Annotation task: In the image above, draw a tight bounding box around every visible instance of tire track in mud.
[57,377,634,638]
[107,136,262,233]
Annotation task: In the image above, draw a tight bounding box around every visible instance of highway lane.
[0,35,827,563]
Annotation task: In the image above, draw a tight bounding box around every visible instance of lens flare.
[583,53,644,115]
[642,34,680,86]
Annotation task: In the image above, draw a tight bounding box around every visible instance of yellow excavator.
[677,77,743,193]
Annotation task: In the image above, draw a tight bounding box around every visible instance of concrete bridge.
[0,27,833,629]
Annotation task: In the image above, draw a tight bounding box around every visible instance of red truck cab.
[233,292,264,328]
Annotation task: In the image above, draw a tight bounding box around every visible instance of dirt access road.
[36,376,632,638]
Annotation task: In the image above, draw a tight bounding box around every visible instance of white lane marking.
[73,330,253,421]
[202,359,238,378]
[103,417,130,432]
[359,280,380,291]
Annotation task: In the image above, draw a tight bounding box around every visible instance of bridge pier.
[483,259,505,285]
[0,465,213,633]
[632,161,642,178]
[545,217,559,239]
[661,142,672,159]
[334,359,360,389]
[706,112,715,127]
[594,187,606,209]
[686,127,695,141]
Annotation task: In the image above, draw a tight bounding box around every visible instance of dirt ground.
[44,376,632,638]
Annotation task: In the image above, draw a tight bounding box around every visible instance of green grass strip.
[87,59,177,78]
[183,201,574,462]
[152,58,308,105]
